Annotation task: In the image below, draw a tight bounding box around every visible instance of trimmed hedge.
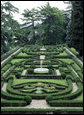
[1,57,13,69]
[1,98,27,107]
[21,74,62,79]
[46,78,73,102]
[2,64,11,72]
[48,100,83,107]
[6,80,47,99]
[1,108,83,114]
[3,65,15,81]
[72,57,83,69]
[46,81,82,101]
[1,46,20,61]
[1,90,32,105]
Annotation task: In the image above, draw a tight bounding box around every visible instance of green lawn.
[58,59,74,64]
[11,59,27,64]
[59,51,68,56]
[13,79,67,86]
[17,52,28,57]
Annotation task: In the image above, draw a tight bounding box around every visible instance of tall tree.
[1,1,19,54]
[70,1,83,56]
[22,8,40,44]
[39,2,68,45]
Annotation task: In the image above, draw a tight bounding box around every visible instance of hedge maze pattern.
[1,44,83,114]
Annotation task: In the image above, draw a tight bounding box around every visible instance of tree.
[38,2,68,45]
[22,8,40,44]
[70,1,83,56]
[1,1,19,54]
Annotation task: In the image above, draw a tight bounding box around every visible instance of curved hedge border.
[46,77,73,102]
[1,90,32,105]
[46,81,82,101]
[6,80,47,99]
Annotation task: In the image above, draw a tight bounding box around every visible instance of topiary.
[24,96,32,105]
[28,69,34,74]
[61,72,66,79]
[45,95,52,103]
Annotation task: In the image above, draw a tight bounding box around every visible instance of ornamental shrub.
[61,72,66,79]
[28,69,34,74]
[24,96,32,105]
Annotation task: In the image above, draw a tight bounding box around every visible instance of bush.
[61,72,66,79]
[46,78,73,102]
[1,108,83,114]
[24,96,32,104]
[48,100,83,107]
[1,98,27,107]
[16,72,21,79]
[28,68,34,74]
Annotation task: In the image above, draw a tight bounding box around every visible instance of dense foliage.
[1,1,83,56]
[67,1,83,56]
[22,2,69,45]
[1,2,20,54]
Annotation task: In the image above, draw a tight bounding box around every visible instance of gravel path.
[1,48,22,65]
[21,70,27,76]
[71,66,80,78]
[56,69,61,75]
[71,83,78,93]
[3,68,10,77]
[1,82,7,92]
[64,47,83,65]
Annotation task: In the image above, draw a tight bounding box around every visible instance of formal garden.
[1,44,83,114]
[1,1,83,114]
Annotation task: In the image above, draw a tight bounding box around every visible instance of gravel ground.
[56,69,61,75]
[21,70,27,76]
[71,83,78,93]
[2,82,7,92]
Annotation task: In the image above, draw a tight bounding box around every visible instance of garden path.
[3,68,10,77]
[2,82,7,92]
[71,83,78,93]
[1,47,22,65]
[71,67,80,78]
[56,69,61,75]
[64,47,83,65]
[21,70,27,76]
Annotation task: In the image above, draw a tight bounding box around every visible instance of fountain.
[40,46,46,51]
[34,46,49,73]
[34,59,49,73]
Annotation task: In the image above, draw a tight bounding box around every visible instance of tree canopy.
[1,1,83,56]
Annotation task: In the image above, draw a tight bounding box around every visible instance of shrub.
[48,100,83,107]
[28,68,34,74]
[1,108,83,114]
[61,72,66,79]
[24,96,32,104]
[15,72,21,79]
[1,98,27,107]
